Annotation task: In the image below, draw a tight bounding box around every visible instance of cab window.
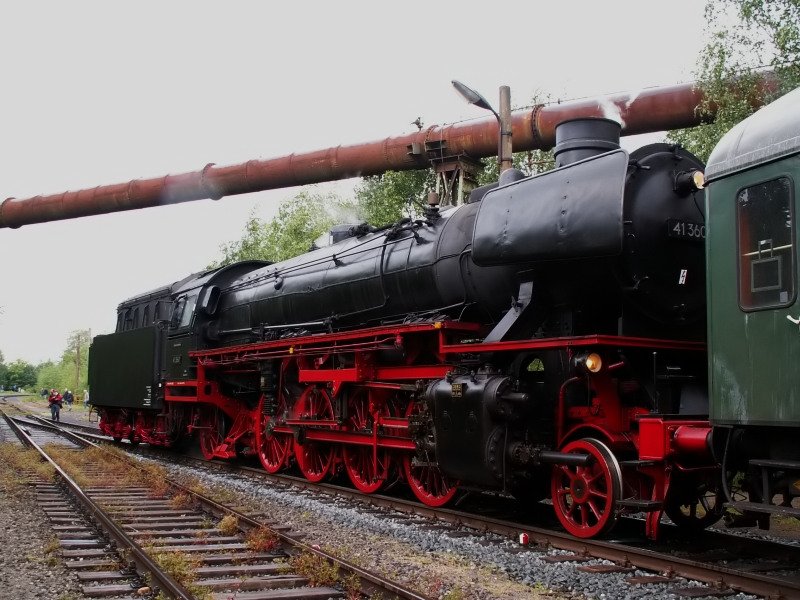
[737,177,795,310]
[170,297,186,329]
[181,295,198,327]
[170,294,198,329]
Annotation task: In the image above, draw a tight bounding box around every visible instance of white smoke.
[624,89,643,110]
[597,96,625,128]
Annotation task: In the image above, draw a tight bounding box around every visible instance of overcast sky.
[0,1,707,364]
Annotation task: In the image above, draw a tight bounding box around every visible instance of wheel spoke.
[589,487,608,500]
[558,465,577,482]
[587,499,603,521]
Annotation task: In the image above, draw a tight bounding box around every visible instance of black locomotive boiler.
[90,116,715,539]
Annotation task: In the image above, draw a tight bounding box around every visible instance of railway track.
[97,433,800,600]
[16,412,800,598]
[3,412,429,600]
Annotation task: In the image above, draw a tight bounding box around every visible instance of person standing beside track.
[48,389,62,422]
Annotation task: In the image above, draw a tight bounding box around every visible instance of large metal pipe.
[0,75,777,229]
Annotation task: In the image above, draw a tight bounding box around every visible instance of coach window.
[133,307,140,328]
[143,306,150,326]
[737,177,795,310]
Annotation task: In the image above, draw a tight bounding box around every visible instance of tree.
[668,0,800,161]
[36,361,62,392]
[0,351,7,390]
[214,208,272,266]
[261,190,351,262]
[213,190,354,267]
[6,359,37,390]
[62,330,91,393]
[354,169,435,226]
[32,331,91,394]
[476,149,555,186]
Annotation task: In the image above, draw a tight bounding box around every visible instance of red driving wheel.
[292,386,337,482]
[254,393,292,474]
[550,438,622,538]
[197,407,225,461]
[402,401,458,507]
[343,389,392,493]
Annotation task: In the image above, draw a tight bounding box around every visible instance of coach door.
[728,173,800,424]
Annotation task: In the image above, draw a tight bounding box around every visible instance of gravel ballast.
[157,456,762,600]
[0,473,90,600]
[0,397,778,599]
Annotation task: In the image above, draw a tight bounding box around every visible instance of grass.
[198,515,215,529]
[170,492,194,510]
[217,514,239,535]
[341,572,361,600]
[286,551,339,587]
[0,443,55,493]
[245,526,280,552]
[143,545,212,600]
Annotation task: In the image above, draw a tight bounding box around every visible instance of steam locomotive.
[89,87,800,539]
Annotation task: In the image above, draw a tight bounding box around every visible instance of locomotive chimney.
[553,117,621,168]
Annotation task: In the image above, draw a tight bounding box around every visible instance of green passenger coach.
[706,87,800,518]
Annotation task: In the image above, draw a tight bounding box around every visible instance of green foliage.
[214,209,271,266]
[0,351,7,390]
[5,359,36,390]
[0,331,90,393]
[264,191,352,262]
[668,0,800,161]
[34,329,90,394]
[214,190,353,266]
[0,351,35,392]
[354,169,435,226]
[476,149,555,186]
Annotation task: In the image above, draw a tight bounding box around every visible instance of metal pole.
[0,73,779,229]
[499,86,513,173]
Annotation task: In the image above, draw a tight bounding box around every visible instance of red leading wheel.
[255,393,292,474]
[197,407,226,461]
[343,389,392,494]
[550,438,622,538]
[292,386,337,482]
[402,401,458,507]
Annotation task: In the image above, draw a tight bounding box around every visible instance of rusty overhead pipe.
[0,75,777,229]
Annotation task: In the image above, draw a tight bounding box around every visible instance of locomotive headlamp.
[674,169,705,195]
[576,352,603,373]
